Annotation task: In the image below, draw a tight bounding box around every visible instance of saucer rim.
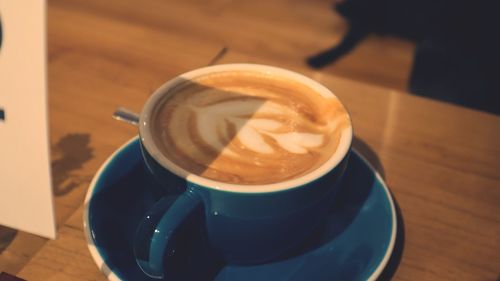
[83,136,396,281]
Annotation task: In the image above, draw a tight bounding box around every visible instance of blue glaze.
[86,138,395,281]
[135,188,203,278]
[137,138,350,278]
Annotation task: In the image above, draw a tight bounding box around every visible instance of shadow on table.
[0,226,17,255]
[0,134,94,260]
[51,133,94,197]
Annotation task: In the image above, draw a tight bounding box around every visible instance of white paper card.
[0,0,55,239]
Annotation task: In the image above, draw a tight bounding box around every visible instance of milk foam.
[153,71,350,184]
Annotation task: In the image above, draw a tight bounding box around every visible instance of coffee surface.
[152,71,350,184]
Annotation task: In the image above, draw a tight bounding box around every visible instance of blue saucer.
[84,137,396,281]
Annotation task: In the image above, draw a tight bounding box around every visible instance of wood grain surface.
[1,0,499,280]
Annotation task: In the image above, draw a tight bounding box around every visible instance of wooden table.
[1,0,499,280]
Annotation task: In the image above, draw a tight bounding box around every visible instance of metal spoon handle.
[113,47,228,126]
[113,107,140,126]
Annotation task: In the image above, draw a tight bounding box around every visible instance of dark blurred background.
[308,0,500,115]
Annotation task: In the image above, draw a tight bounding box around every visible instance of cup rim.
[139,63,353,193]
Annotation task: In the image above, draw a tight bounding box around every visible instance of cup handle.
[134,188,202,279]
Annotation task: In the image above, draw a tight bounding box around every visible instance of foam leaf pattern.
[194,99,324,155]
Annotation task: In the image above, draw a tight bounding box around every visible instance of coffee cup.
[133,64,353,278]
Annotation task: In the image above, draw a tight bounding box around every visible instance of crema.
[151,71,350,184]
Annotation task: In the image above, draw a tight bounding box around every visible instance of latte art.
[185,96,324,155]
[153,71,350,184]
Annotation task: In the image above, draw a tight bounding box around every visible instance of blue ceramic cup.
[134,64,353,279]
